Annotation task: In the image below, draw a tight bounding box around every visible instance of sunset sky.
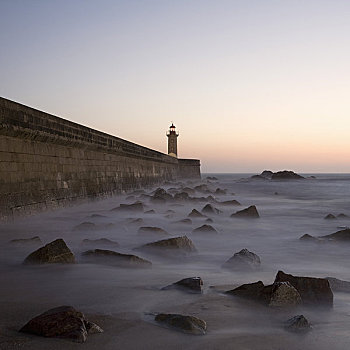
[1,0,350,173]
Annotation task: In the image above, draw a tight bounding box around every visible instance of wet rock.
[299,234,319,242]
[284,315,311,333]
[188,209,206,218]
[176,218,192,224]
[201,204,221,215]
[155,313,206,335]
[219,199,241,206]
[19,306,102,343]
[145,209,156,214]
[192,224,218,234]
[23,239,75,264]
[82,249,151,268]
[337,213,348,218]
[182,187,195,195]
[10,236,42,245]
[82,238,119,247]
[223,248,261,270]
[138,227,168,235]
[231,205,260,218]
[319,228,350,241]
[72,222,96,231]
[112,202,144,212]
[194,184,210,193]
[324,213,336,220]
[226,281,265,302]
[174,192,190,201]
[274,270,333,307]
[151,188,173,202]
[271,171,305,180]
[325,277,350,293]
[162,277,203,293]
[269,282,302,308]
[215,188,226,195]
[137,236,197,254]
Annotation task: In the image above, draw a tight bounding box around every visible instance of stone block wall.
[0,97,200,220]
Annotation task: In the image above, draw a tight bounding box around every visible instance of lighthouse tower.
[166,123,179,157]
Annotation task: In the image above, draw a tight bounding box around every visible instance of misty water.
[1,173,350,349]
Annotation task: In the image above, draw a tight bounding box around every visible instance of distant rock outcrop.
[231,205,260,218]
[251,170,304,181]
[23,239,75,264]
[155,313,206,335]
[20,306,103,343]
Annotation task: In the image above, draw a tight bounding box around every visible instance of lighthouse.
[166,123,179,157]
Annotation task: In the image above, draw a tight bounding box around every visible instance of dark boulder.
[151,188,173,202]
[325,277,350,293]
[271,170,304,180]
[23,239,75,264]
[138,227,168,235]
[82,249,151,268]
[194,184,210,193]
[324,214,336,220]
[20,306,103,343]
[219,199,241,206]
[260,170,274,179]
[188,209,206,218]
[223,249,261,270]
[269,282,302,308]
[162,277,203,293]
[174,192,190,201]
[112,202,144,212]
[137,236,197,254]
[274,270,333,307]
[231,205,260,218]
[182,187,195,195]
[201,204,221,215]
[226,281,265,302]
[192,224,218,234]
[155,313,206,335]
[319,228,350,241]
[215,188,226,195]
[284,315,311,333]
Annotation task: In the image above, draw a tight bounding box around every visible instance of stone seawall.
[0,97,200,220]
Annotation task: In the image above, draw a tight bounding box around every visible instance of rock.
[337,213,348,218]
[138,227,168,235]
[325,277,350,293]
[219,199,241,206]
[223,249,261,270]
[174,192,190,201]
[251,174,268,180]
[151,188,173,202]
[72,222,96,231]
[205,218,213,223]
[226,281,265,302]
[206,176,218,181]
[154,313,206,335]
[145,209,156,214]
[215,188,226,195]
[231,205,260,218]
[201,204,221,215]
[271,171,305,180]
[137,236,197,254]
[274,270,333,307]
[162,277,203,293]
[112,202,144,212]
[176,218,192,224]
[128,218,143,224]
[319,228,350,241]
[23,239,75,264]
[88,214,107,218]
[299,234,319,242]
[82,249,151,268]
[194,184,210,193]
[188,209,206,218]
[10,236,42,244]
[260,170,274,179]
[19,306,103,342]
[324,213,336,220]
[182,187,195,195]
[269,282,302,308]
[82,238,119,247]
[192,224,218,234]
[284,315,311,333]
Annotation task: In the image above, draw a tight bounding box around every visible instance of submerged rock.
[23,239,75,264]
[201,204,221,215]
[151,188,173,202]
[155,313,206,335]
[215,188,226,195]
[192,224,218,234]
[205,218,213,223]
[231,205,260,218]
[274,270,333,307]
[324,213,336,220]
[176,218,192,224]
[82,238,119,247]
[325,277,350,293]
[82,249,151,268]
[284,315,311,333]
[145,209,156,214]
[162,277,203,293]
[194,184,210,193]
[173,192,190,201]
[337,213,348,218]
[72,222,96,231]
[218,199,241,206]
[319,228,350,241]
[138,227,168,235]
[188,209,206,218]
[299,234,319,242]
[137,236,197,254]
[20,305,103,343]
[10,236,42,245]
[223,249,261,270]
[112,202,144,212]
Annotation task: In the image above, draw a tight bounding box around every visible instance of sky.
[1,0,350,173]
